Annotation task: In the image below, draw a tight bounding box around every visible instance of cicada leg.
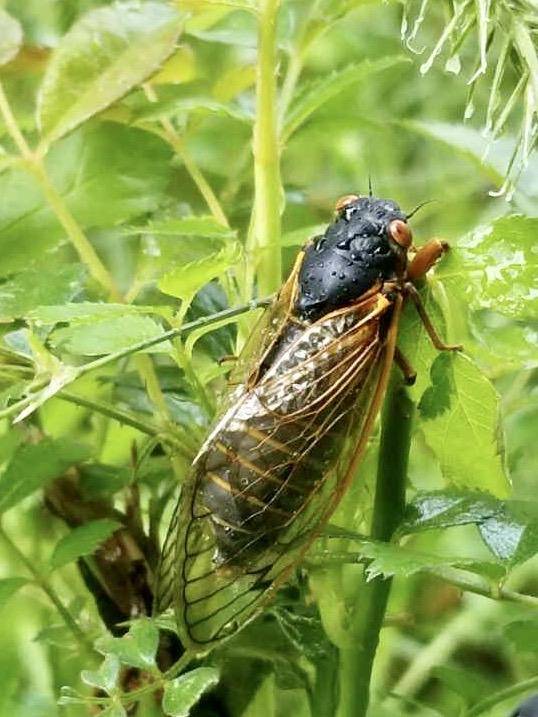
[394,347,417,386]
[404,282,462,352]
[406,238,449,281]
[405,238,462,352]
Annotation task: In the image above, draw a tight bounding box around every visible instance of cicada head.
[296,195,413,320]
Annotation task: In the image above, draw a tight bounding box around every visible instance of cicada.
[155,194,459,651]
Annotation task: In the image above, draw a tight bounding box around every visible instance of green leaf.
[353,540,501,582]
[96,618,160,670]
[81,654,121,694]
[50,518,122,569]
[401,490,501,534]
[0,264,85,323]
[37,0,185,145]
[29,302,170,327]
[99,706,126,717]
[436,215,538,320]
[0,123,172,277]
[0,9,23,66]
[283,57,408,141]
[132,96,252,124]
[401,490,538,566]
[504,621,538,653]
[0,577,29,610]
[162,668,220,717]
[0,438,90,514]
[158,244,240,302]
[50,315,170,356]
[124,216,236,239]
[419,353,509,496]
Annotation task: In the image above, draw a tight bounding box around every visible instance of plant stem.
[337,382,413,717]
[0,82,33,158]
[0,525,94,653]
[250,0,283,298]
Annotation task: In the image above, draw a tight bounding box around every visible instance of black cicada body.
[155,194,457,651]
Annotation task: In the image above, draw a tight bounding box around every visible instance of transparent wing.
[155,291,396,650]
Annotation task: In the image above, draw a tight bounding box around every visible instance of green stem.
[250,0,283,298]
[0,525,94,654]
[28,162,121,301]
[464,676,538,717]
[337,382,413,717]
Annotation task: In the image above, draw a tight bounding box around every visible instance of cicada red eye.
[388,219,412,248]
[335,194,360,213]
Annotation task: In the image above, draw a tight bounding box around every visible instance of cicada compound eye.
[335,194,360,213]
[388,219,412,249]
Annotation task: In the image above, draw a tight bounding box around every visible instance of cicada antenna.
[406,199,436,219]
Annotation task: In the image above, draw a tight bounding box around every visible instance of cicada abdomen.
[155,194,457,650]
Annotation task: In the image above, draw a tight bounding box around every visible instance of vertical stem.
[338,381,413,717]
[251,0,283,298]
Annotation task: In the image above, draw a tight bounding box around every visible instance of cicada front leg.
[404,239,463,352]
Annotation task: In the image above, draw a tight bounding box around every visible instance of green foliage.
[0,1,535,717]
[50,518,121,569]
[162,668,220,717]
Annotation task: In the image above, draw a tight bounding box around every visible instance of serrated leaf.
[158,244,240,302]
[0,438,90,514]
[283,57,408,141]
[50,315,170,356]
[355,540,501,582]
[0,9,23,66]
[0,264,85,323]
[133,96,252,124]
[435,215,538,321]
[125,216,236,239]
[81,654,121,694]
[29,302,169,327]
[0,577,29,610]
[162,668,220,717]
[50,518,121,569]
[37,1,185,145]
[419,353,509,496]
[96,618,159,670]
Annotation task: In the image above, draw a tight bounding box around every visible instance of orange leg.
[405,282,462,352]
[407,238,449,282]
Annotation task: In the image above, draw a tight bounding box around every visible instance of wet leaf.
[29,302,170,327]
[162,667,220,717]
[436,216,538,321]
[96,618,160,670]
[37,0,185,145]
[50,518,122,569]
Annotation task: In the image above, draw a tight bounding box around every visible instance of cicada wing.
[226,250,303,392]
[169,296,395,650]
